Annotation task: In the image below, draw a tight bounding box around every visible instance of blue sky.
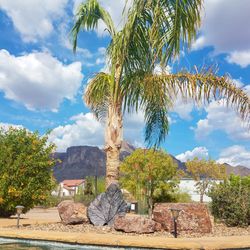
[0,0,249,167]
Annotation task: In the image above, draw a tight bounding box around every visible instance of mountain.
[53,144,250,182]
[222,163,250,177]
[53,146,106,182]
[53,142,135,182]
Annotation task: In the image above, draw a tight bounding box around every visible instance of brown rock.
[114,215,162,234]
[153,203,213,234]
[57,200,88,225]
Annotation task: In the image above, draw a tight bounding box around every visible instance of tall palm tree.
[72,0,250,187]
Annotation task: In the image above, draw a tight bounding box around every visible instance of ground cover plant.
[0,128,56,217]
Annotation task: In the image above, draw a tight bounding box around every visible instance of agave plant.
[72,0,250,187]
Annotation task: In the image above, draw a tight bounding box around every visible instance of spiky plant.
[72,0,250,187]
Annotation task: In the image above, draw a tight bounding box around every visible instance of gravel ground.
[6,222,250,239]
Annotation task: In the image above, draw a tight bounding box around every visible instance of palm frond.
[108,0,202,76]
[84,72,111,121]
[121,70,172,148]
[71,0,115,52]
[146,71,250,122]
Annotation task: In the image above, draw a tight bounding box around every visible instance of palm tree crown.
[72,0,250,186]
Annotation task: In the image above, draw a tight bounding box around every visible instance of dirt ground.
[0,207,250,250]
[0,207,60,227]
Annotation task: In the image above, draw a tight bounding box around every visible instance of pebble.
[6,222,250,238]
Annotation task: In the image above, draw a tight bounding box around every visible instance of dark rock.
[53,146,106,182]
[114,215,162,234]
[153,203,213,234]
[57,200,88,225]
[87,184,128,226]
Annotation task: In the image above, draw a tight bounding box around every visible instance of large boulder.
[57,200,88,225]
[114,215,162,234]
[153,203,213,234]
[88,183,128,226]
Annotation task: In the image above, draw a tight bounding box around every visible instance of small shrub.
[208,175,250,227]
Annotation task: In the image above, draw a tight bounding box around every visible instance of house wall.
[52,182,85,197]
[179,179,221,202]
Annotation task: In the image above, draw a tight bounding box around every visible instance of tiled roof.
[62,179,84,187]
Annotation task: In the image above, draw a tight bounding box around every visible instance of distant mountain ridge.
[53,143,250,182]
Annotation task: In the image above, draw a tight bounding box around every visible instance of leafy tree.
[186,157,226,203]
[0,128,56,217]
[75,176,105,205]
[72,0,250,187]
[120,149,178,217]
[208,175,250,227]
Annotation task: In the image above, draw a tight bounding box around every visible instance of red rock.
[57,200,88,225]
[153,203,213,234]
[114,215,162,234]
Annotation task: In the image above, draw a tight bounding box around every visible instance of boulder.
[114,215,162,234]
[88,183,128,226]
[153,203,213,234]
[57,200,88,225]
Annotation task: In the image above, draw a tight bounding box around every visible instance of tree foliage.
[120,149,179,217]
[0,128,56,217]
[73,0,250,148]
[208,175,250,227]
[186,157,226,202]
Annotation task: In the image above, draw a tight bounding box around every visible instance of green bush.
[0,128,56,217]
[74,176,105,206]
[208,175,250,227]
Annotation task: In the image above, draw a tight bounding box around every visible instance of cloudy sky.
[0,0,249,167]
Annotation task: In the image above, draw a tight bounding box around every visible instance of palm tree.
[72,0,250,187]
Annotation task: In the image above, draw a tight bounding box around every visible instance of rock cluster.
[57,186,213,235]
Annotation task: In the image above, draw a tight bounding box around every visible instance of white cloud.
[192,0,250,67]
[226,50,250,68]
[191,36,206,51]
[175,147,209,162]
[0,0,68,42]
[0,122,24,131]
[49,110,145,152]
[217,145,250,168]
[172,96,194,121]
[194,99,250,141]
[48,113,104,151]
[0,49,83,111]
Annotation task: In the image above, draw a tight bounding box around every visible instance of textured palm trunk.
[104,103,123,188]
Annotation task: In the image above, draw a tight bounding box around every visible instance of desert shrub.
[74,176,105,206]
[0,128,56,217]
[170,191,192,203]
[39,195,62,208]
[208,175,250,227]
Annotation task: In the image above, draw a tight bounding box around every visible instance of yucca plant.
[72,0,250,187]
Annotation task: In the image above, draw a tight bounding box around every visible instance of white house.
[52,179,85,197]
[179,178,221,202]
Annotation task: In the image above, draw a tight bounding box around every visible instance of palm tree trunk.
[104,103,123,188]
